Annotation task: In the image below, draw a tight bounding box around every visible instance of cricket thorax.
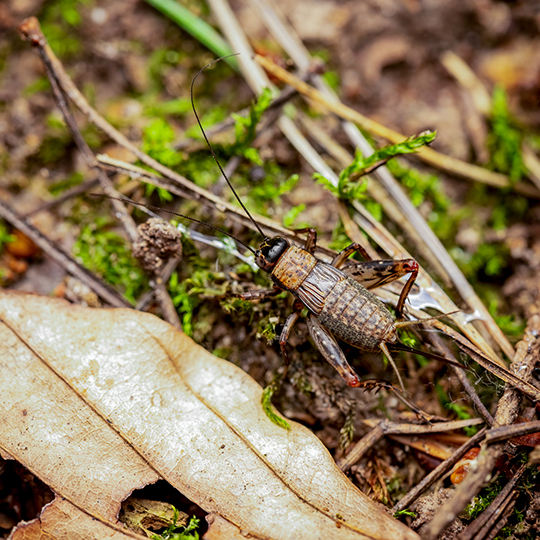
[271,245,317,291]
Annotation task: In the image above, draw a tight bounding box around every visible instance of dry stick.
[25,178,100,217]
[254,54,539,198]
[441,52,540,208]
[19,19,187,328]
[254,54,517,362]
[392,427,487,514]
[0,198,130,309]
[422,309,540,540]
[136,257,180,312]
[338,417,484,472]
[19,19,139,244]
[457,464,526,540]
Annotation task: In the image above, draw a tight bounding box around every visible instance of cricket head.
[255,236,290,272]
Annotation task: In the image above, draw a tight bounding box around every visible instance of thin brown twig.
[25,178,100,217]
[426,331,494,427]
[0,198,131,309]
[338,417,484,472]
[19,18,139,244]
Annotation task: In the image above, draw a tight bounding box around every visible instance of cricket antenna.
[88,194,256,255]
[190,55,267,240]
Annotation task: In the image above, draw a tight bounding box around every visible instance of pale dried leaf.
[0,291,418,540]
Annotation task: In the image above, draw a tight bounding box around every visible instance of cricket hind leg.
[306,314,361,387]
[306,315,432,421]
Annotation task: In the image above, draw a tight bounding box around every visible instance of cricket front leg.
[306,314,361,387]
[293,227,317,254]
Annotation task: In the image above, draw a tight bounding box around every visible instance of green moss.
[73,218,148,303]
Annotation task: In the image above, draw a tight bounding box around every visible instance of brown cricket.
[244,232,420,391]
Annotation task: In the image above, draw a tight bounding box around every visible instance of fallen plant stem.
[26,178,100,217]
[338,417,484,472]
[19,18,139,244]
[426,331,494,427]
[392,427,488,514]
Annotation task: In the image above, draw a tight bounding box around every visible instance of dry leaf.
[0,290,418,540]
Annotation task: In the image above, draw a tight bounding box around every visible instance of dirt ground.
[1,0,540,538]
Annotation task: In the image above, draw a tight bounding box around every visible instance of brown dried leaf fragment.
[0,290,418,540]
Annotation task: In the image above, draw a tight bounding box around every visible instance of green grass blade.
[144,0,238,69]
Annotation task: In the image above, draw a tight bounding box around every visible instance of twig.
[19,18,139,244]
[431,320,540,402]
[422,308,540,540]
[154,281,182,330]
[426,331,494,427]
[136,257,180,312]
[484,420,540,444]
[0,198,131,309]
[338,417,484,472]
[19,18,188,325]
[392,427,487,513]
[254,54,540,198]
[25,178,100,217]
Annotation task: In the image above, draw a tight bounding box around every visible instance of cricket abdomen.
[317,276,396,351]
